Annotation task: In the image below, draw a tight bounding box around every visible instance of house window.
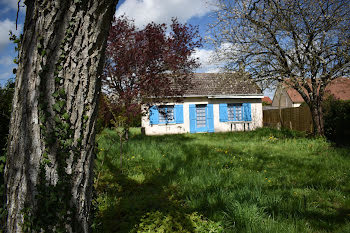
[158,105,175,123]
[149,104,184,125]
[220,103,251,122]
[228,103,243,121]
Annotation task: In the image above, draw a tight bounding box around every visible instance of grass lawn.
[93,128,350,233]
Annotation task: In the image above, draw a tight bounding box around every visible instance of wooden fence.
[263,106,313,133]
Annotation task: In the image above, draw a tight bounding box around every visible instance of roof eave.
[143,94,264,100]
[185,94,264,99]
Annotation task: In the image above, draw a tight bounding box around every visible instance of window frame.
[158,105,175,124]
[227,103,244,122]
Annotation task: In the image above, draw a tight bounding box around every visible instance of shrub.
[0,80,14,155]
[323,95,350,146]
[0,79,15,232]
[97,94,141,132]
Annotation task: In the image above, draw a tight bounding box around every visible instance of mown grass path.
[93,128,350,233]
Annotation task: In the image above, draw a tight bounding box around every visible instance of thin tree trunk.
[120,133,123,168]
[5,0,117,232]
[124,127,129,141]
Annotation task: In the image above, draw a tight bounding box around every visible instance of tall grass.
[93,128,350,233]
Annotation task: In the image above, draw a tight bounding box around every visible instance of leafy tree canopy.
[103,15,202,128]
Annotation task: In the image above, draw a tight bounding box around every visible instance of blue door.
[196,104,207,132]
[189,104,214,133]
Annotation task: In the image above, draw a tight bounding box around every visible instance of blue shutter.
[243,103,252,121]
[175,105,184,124]
[219,103,228,122]
[149,105,159,125]
[207,104,214,132]
[189,104,196,133]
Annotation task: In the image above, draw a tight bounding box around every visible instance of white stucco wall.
[292,103,302,107]
[142,97,263,135]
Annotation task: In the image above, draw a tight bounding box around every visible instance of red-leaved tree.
[102,16,202,131]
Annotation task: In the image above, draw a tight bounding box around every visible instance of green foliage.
[0,80,14,152]
[94,128,350,232]
[97,94,141,132]
[1,32,20,233]
[0,80,14,232]
[134,211,223,233]
[9,31,22,66]
[323,95,350,146]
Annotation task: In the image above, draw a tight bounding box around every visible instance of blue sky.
[0,0,274,98]
[0,0,24,86]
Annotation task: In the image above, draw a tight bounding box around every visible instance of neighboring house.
[272,84,304,108]
[262,96,275,110]
[141,73,263,135]
[272,78,350,108]
[262,96,272,105]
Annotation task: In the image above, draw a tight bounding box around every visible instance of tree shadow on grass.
[94,130,350,232]
[302,208,350,231]
[203,139,350,232]
[93,134,210,233]
[239,150,350,232]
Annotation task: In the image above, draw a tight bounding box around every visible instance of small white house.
[141,73,263,135]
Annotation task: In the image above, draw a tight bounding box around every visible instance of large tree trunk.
[309,100,325,136]
[5,0,117,232]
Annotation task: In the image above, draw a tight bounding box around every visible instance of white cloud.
[192,47,226,73]
[192,41,244,73]
[0,55,17,85]
[0,19,22,50]
[192,48,214,67]
[115,0,217,28]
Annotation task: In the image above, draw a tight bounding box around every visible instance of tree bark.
[5,0,117,232]
[309,100,325,136]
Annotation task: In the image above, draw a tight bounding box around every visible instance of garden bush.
[97,94,141,133]
[0,80,14,231]
[323,95,350,146]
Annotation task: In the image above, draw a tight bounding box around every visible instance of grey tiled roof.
[182,73,262,96]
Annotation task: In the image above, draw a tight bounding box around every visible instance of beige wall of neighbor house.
[272,88,294,108]
[141,97,263,135]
